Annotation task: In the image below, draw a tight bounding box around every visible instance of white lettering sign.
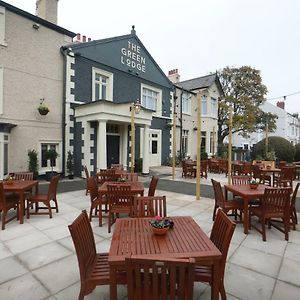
[121,41,146,73]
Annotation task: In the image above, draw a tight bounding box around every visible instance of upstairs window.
[141,84,162,115]
[182,92,190,114]
[201,95,207,115]
[211,97,217,116]
[0,65,3,114]
[0,6,6,46]
[92,67,113,101]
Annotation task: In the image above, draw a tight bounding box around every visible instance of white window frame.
[0,6,6,47]
[211,97,217,116]
[182,129,189,156]
[141,83,162,117]
[182,92,191,115]
[201,95,207,115]
[92,67,113,101]
[38,141,62,174]
[0,133,9,179]
[0,65,3,115]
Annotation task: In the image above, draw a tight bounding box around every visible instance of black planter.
[68,174,74,180]
[45,171,58,181]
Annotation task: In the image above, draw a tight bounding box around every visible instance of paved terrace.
[0,167,299,299]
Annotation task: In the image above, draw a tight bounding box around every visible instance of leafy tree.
[218,66,272,144]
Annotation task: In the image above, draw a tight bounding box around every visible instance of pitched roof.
[177,73,220,91]
[0,0,76,37]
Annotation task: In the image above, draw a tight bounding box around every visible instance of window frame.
[141,83,162,116]
[38,141,62,174]
[211,97,217,116]
[182,92,191,115]
[201,95,207,115]
[92,67,113,101]
[0,65,3,115]
[0,6,6,47]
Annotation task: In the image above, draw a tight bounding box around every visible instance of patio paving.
[0,167,299,299]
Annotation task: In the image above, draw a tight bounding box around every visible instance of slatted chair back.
[278,161,287,169]
[241,162,252,176]
[148,176,159,196]
[232,175,251,185]
[106,183,133,209]
[121,172,138,182]
[251,164,262,180]
[280,166,296,184]
[14,172,33,180]
[262,187,291,215]
[125,256,195,300]
[111,164,123,170]
[98,169,120,185]
[68,210,97,288]
[211,179,226,209]
[88,176,98,202]
[47,175,60,200]
[209,209,236,281]
[133,196,167,218]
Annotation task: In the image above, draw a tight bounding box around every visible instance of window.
[0,133,9,179]
[141,84,162,115]
[0,6,6,46]
[201,96,207,115]
[151,133,158,154]
[211,97,217,116]
[0,65,3,114]
[201,131,206,152]
[182,130,189,156]
[40,143,60,171]
[182,92,190,114]
[92,67,113,101]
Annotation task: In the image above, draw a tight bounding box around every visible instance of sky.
[5,0,300,113]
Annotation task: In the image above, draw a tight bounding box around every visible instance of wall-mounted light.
[32,23,40,30]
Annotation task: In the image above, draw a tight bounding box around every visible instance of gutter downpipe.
[180,89,183,159]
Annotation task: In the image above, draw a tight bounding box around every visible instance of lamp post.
[228,106,233,184]
[196,93,202,200]
[130,100,141,173]
[172,94,177,180]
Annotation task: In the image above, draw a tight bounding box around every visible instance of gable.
[71,35,172,88]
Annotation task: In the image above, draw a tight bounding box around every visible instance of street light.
[130,99,141,173]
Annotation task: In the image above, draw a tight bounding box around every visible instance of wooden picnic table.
[2,180,39,224]
[108,216,222,300]
[224,184,265,234]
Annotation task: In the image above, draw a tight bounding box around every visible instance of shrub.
[251,137,295,162]
[294,143,300,162]
[134,158,143,173]
[28,149,38,179]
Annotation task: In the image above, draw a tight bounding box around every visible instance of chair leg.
[99,205,103,227]
[212,205,218,221]
[220,282,227,300]
[261,218,266,241]
[89,205,93,222]
[26,201,30,219]
[47,203,52,219]
[284,218,289,241]
[1,211,6,230]
[54,197,59,213]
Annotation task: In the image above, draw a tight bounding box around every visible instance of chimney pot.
[88,37,91,42]
[82,35,86,42]
[76,33,81,41]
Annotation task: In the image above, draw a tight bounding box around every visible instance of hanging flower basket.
[38,105,49,115]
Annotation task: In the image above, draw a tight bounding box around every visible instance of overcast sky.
[5,0,300,113]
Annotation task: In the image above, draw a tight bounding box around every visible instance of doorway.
[107,135,120,168]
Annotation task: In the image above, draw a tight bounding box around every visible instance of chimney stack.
[36,0,58,24]
[277,101,285,110]
[168,69,180,83]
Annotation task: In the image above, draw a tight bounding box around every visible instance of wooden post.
[196,93,202,200]
[130,102,135,173]
[265,122,269,156]
[228,106,233,184]
[172,95,177,180]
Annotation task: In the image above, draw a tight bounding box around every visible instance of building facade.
[0,0,75,179]
[62,27,173,176]
[168,70,223,160]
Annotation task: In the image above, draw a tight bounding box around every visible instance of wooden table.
[108,216,222,300]
[99,181,144,198]
[3,180,38,224]
[224,184,265,234]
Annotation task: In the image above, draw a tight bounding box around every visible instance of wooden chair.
[148,175,159,196]
[126,256,195,300]
[211,179,243,221]
[88,177,107,227]
[274,166,295,188]
[0,182,19,230]
[26,175,60,219]
[290,182,299,230]
[84,166,90,195]
[240,162,252,176]
[111,164,123,170]
[249,187,291,241]
[251,164,271,186]
[68,210,126,300]
[14,172,33,180]
[194,209,236,300]
[182,160,195,178]
[200,160,208,179]
[97,169,120,185]
[121,172,138,182]
[132,196,167,218]
[106,183,135,233]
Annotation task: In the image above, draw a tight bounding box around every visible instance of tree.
[218,66,271,144]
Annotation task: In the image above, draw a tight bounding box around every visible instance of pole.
[265,121,269,155]
[212,126,215,156]
[196,93,202,200]
[228,106,233,184]
[130,102,135,173]
[172,94,177,180]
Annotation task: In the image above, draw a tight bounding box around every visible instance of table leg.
[109,265,117,300]
[243,198,249,234]
[211,261,220,300]
[19,192,25,224]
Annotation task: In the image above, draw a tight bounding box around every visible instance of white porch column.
[121,125,128,171]
[97,120,107,170]
[206,130,211,155]
[82,120,91,176]
[142,125,150,174]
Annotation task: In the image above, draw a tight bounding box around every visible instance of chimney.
[36,0,59,24]
[277,101,285,110]
[168,69,180,83]
[82,35,86,43]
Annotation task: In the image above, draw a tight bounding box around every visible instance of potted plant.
[45,148,59,181]
[149,216,174,235]
[66,150,74,179]
[28,149,39,179]
[38,98,50,115]
[249,178,260,189]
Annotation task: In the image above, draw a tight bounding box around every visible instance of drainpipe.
[180,89,183,159]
